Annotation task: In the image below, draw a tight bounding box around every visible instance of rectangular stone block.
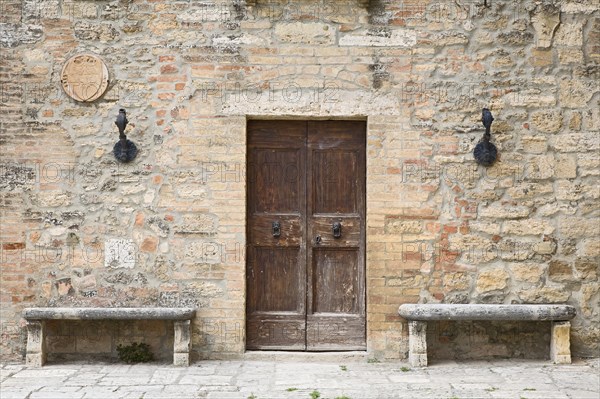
[340,30,417,47]
[407,321,427,367]
[25,320,46,367]
[174,320,191,353]
[551,321,571,364]
[174,320,191,366]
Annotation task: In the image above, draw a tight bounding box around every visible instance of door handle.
[332,221,342,238]
[272,221,281,238]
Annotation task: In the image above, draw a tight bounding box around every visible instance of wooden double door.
[246,120,366,351]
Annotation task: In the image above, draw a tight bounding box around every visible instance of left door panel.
[246,121,307,350]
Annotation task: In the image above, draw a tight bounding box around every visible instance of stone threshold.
[243,350,369,362]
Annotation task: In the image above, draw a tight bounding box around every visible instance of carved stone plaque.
[60,54,109,102]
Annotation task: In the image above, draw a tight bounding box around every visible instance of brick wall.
[1,0,598,361]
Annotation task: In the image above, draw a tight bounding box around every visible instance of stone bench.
[398,304,576,367]
[23,307,196,367]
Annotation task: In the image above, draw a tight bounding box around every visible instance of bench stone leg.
[550,321,571,364]
[408,321,428,367]
[173,320,191,366]
[25,320,46,367]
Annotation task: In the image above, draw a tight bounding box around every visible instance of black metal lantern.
[113,108,138,163]
[473,108,497,167]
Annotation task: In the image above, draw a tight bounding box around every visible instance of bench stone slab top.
[23,307,196,321]
[398,304,576,321]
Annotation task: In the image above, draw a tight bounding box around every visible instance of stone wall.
[1,0,598,362]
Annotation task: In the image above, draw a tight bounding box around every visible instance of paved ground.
[1,357,598,399]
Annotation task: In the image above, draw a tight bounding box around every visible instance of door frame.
[244,117,369,352]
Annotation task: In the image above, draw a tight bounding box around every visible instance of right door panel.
[306,121,366,350]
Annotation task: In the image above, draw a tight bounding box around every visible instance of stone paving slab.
[1,358,598,399]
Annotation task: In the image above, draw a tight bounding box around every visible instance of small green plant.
[523,388,536,391]
[339,365,348,371]
[309,390,321,399]
[367,358,380,364]
[286,388,298,392]
[400,366,411,372]
[247,394,257,399]
[334,396,351,399]
[485,387,498,392]
[116,342,154,363]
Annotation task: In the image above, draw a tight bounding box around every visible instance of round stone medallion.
[60,54,109,102]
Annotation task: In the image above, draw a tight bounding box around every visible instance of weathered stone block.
[104,239,136,269]
[407,321,427,367]
[140,236,159,253]
[507,183,553,200]
[384,219,422,234]
[74,22,120,42]
[175,213,218,235]
[551,321,571,364]
[555,155,577,178]
[531,110,563,133]
[573,258,599,280]
[448,234,491,254]
[430,32,469,46]
[559,78,598,108]
[387,275,424,287]
[518,287,570,303]
[556,180,586,201]
[533,240,557,255]
[25,321,46,367]
[476,268,509,293]
[560,217,600,238]
[508,263,544,283]
[531,5,560,48]
[551,133,600,153]
[524,155,555,180]
[497,30,535,46]
[1,22,43,47]
[442,272,471,291]
[480,204,530,219]
[578,153,600,177]
[274,22,335,44]
[554,23,583,46]
[467,221,500,235]
[502,220,554,236]
[507,90,556,107]
[520,136,548,153]
[529,49,553,67]
[31,191,72,207]
[558,48,584,64]
[339,29,417,47]
[549,260,574,282]
[577,239,600,257]
[174,320,192,366]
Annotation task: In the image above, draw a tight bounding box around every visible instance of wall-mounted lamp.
[473,108,498,167]
[113,108,138,163]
